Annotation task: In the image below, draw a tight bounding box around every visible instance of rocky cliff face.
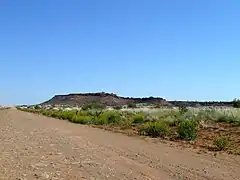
[42,92,232,107]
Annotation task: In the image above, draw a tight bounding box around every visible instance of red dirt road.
[0,109,239,180]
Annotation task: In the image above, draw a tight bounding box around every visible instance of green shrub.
[196,109,218,122]
[139,121,169,138]
[93,117,107,125]
[77,110,93,117]
[170,112,197,127]
[153,104,161,108]
[70,115,92,124]
[120,118,133,129]
[217,114,240,125]
[113,105,122,110]
[167,114,189,127]
[81,104,89,111]
[178,106,188,114]
[34,105,41,110]
[42,111,52,116]
[82,102,106,110]
[217,115,231,123]
[178,120,199,141]
[50,111,60,118]
[127,103,137,108]
[99,111,121,124]
[57,111,76,120]
[213,136,229,151]
[132,113,145,124]
[162,116,179,127]
[232,98,240,108]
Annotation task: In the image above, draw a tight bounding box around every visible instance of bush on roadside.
[213,136,229,151]
[99,111,121,124]
[161,116,179,127]
[217,115,232,123]
[93,116,107,125]
[57,111,76,120]
[178,106,188,114]
[232,98,240,108]
[139,121,169,138]
[77,110,93,117]
[70,115,92,124]
[34,105,41,110]
[132,113,146,124]
[50,111,61,118]
[0,107,10,110]
[82,102,106,110]
[113,105,122,110]
[127,103,137,108]
[119,118,134,129]
[196,109,218,122]
[217,114,240,125]
[169,111,196,127]
[42,110,53,116]
[177,120,199,141]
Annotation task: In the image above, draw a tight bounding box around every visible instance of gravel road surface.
[0,109,239,180]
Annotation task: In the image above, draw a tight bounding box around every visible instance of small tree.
[82,102,106,110]
[232,98,240,108]
[139,121,169,138]
[213,136,229,151]
[113,105,122,110]
[178,120,199,141]
[127,103,137,108]
[34,105,41,110]
[178,105,188,114]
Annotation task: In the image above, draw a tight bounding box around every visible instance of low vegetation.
[17,105,240,155]
[213,136,229,151]
[232,98,240,108]
[178,119,199,141]
[0,106,10,110]
[81,102,106,110]
[127,103,137,108]
[139,121,169,138]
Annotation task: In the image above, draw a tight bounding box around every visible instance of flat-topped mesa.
[42,92,167,107]
[67,92,118,97]
[41,92,233,107]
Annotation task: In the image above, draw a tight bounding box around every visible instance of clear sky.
[0,0,239,105]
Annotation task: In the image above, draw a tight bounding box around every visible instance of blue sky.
[0,0,239,105]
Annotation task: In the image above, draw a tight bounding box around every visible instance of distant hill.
[41,92,169,107]
[41,92,233,107]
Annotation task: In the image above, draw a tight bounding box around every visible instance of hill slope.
[42,92,169,107]
[41,92,233,107]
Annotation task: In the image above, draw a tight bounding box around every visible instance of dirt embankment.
[0,109,239,180]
